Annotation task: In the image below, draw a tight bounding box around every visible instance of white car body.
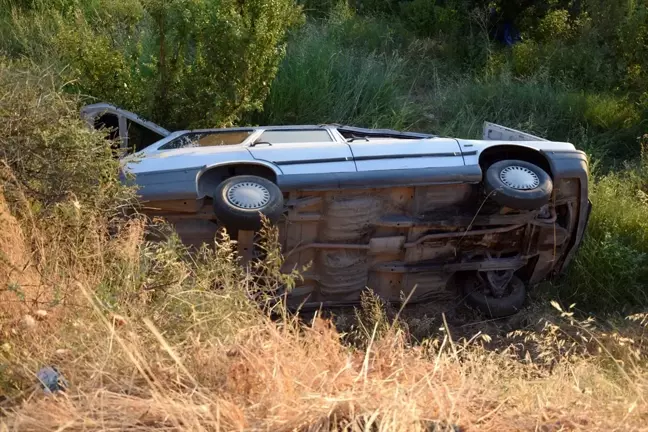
[82,103,591,311]
[81,103,577,202]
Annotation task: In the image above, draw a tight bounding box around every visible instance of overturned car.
[82,103,591,317]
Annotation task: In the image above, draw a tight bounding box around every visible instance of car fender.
[456,139,578,167]
[195,159,283,199]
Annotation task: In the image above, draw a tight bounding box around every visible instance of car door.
[346,135,465,172]
[80,103,171,156]
[246,128,356,175]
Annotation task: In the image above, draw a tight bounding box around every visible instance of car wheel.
[213,175,284,231]
[484,159,553,210]
[463,274,527,318]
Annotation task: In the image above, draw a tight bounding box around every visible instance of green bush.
[497,0,648,95]
[352,0,400,15]
[399,0,463,39]
[0,59,129,212]
[511,40,542,77]
[535,8,572,41]
[330,11,412,54]
[54,15,145,113]
[138,0,303,129]
[298,0,339,18]
[0,0,303,130]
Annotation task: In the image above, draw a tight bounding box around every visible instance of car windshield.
[159,130,253,150]
[336,126,434,141]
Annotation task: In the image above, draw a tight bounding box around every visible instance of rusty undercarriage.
[147,176,583,315]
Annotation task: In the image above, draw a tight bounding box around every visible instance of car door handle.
[250,141,273,147]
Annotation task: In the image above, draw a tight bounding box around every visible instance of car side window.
[159,130,253,150]
[256,130,333,144]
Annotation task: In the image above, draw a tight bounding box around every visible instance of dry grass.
[0,189,41,329]
[1,189,647,432]
[2,308,648,431]
[2,36,648,432]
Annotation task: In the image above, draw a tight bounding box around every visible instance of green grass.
[251,21,419,129]
[419,75,644,165]
[256,15,646,163]
[561,153,648,311]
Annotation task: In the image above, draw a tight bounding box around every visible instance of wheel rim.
[499,165,540,190]
[226,181,271,209]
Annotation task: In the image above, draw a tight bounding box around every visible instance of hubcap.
[226,181,271,209]
[499,165,540,190]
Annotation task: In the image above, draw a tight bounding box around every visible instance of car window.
[256,130,333,144]
[159,130,253,150]
[127,120,166,152]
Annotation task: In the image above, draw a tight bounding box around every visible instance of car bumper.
[540,149,591,272]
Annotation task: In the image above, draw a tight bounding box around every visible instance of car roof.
[184,124,437,139]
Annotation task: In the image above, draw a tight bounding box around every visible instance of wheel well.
[197,164,278,198]
[479,145,552,177]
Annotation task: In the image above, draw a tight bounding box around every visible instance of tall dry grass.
[1,187,648,430]
[1,47,648,432]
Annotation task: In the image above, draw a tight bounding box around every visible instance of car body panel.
[246,127,356,175]
[348,137,465,171]
[457,138,579,166]
[275,165,483,192]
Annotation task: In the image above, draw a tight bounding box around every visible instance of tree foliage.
[1,0,303,129]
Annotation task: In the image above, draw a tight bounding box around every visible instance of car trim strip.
[277,165,482,191]
[272,152,475,166]
[274,157,350,166]
[354,152,463,161]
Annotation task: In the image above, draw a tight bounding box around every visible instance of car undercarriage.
[147,172,586,317]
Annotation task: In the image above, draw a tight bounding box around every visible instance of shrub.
[298,0,339,18]
[139,0,304,129]
[352,0,401,15]
[511,40,542,77]
[53,15,146,114]
[0,59,129,212]
[329,11,412,54]
[399,0,463,39]
[0,0,304,130]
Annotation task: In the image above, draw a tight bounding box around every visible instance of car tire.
[484,159,553,210]
[463,274,527,318]
[213,175,284,231]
